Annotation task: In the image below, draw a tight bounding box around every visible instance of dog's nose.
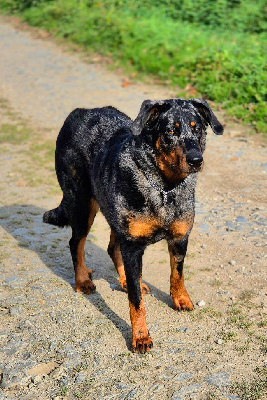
[186,150,203,168]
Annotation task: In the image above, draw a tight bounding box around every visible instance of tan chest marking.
[128,217,160,238]
[169,220,192,238]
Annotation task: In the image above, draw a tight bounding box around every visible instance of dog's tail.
[43,203,69,228]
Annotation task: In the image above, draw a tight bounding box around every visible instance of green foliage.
[0,0,266,132]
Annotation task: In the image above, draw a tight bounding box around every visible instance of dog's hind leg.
[168,238,194,311]
[108,230,150,294]
[69,198,99,294]
[108,230,127,291]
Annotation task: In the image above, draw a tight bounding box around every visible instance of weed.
[222,331,237,342]
[230,367,267,400]
[193,307,222,320]
[61,385,68,396]
[239,290,255,301]
[0,252,9,261]
[209,279,222,287]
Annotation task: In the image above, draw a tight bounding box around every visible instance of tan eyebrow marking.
[175,122,179,127]
[190,121,196,127]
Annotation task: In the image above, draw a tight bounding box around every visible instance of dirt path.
[0,17,266,400]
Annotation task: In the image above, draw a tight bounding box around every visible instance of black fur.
[43,98,223,353]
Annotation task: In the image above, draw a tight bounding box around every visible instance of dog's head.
[132,98,223,183]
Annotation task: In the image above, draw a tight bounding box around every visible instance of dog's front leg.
[120,241,153,354]
[168,237,194,311]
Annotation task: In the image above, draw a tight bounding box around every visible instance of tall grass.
[1,0,266,132]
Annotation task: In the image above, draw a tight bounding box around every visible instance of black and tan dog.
[43,98,223,353]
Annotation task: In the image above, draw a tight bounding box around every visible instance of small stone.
[9,306,22,316]
[109,283,116,291]
[172,383,202,398]
[197,300,205,307]
[215,339,224,345]
[229,260,236,266]
[177,327,188,333]
[31,375,42,384]
[125,388,139,399]
[173,372,193,382]
[204,371,230,387]
[200,244,206,249]
[75,372,87,384]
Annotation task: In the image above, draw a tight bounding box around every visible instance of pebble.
[204,371,230,387]
[176,327,189,333]
[197,300,205,306]
[75,372,87,384]
[229,260,236,266]
[171,383,202,398]
[9,306,22,316]
[215,339,224,345]
[173,372,193,382]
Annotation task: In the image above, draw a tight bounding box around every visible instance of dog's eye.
[190,121,200,134]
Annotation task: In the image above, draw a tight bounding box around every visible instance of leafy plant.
[0,0,266,132]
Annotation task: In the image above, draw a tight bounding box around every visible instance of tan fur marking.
[128,217,160,238]
[156,146,189,183]
[109,230,127,290]
[129,279,153,352]
[168,245,193,311]
[75,199,99,294]
[88,198,99,228]
[71,166,77,177]
[169,220,192,238]
[75,237,95,293]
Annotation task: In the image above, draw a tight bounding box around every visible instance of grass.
[230,367,267,400]
[0,122,31,144]
[0,97,58,190]
[0,0,266,133]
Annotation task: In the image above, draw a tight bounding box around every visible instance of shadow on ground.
[1,204,173,348]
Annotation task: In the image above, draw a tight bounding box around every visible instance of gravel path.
[0,17,266,400]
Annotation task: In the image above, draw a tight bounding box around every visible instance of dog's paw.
[132,335,153,354]
[75,268,96,294]
[173,295,194,311]
[76,278,96,294]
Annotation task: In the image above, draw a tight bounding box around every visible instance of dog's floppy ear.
[191,98,224,135]
[132,99,172,136]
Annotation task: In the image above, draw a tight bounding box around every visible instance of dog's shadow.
[0,204,172,349]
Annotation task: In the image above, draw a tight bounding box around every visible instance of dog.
[43,98,223,353]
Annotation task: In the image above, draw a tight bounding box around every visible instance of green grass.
[230,367,267,400]
[0,122,31,144]
[0,98,58,189]
[0,0,266,133]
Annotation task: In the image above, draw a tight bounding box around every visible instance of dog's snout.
[186,150,203,168]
